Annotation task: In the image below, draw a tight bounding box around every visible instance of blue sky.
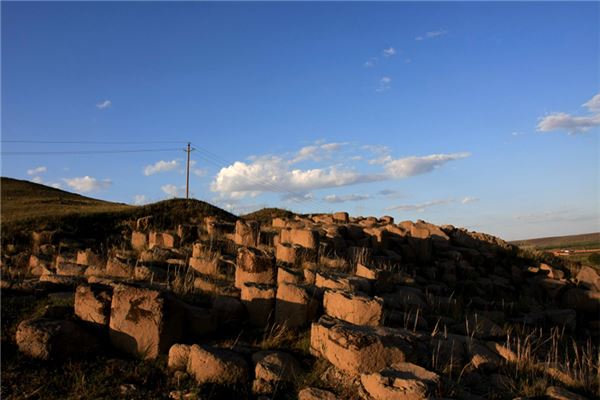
[1,1,599,240]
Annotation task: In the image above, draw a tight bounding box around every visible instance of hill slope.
[1,177,237,243]
[511,232,600,251]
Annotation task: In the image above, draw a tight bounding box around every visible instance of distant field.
[512,232,600,267]
[511,232,600,250]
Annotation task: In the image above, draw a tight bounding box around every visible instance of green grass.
[511,232,600,251]
[1,177,237,247]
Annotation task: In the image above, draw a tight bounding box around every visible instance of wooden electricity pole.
[185,142,191,199]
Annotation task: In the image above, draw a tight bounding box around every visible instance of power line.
[1,148,184,155]
[1,140,188,144]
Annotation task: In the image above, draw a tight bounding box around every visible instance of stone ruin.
[3,211,600,399]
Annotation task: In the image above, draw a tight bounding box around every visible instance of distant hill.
[511,232,600,251]
[1,177,132,224]
[1,177,236,242]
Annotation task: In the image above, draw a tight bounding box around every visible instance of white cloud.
[461,196,479,204]
[210,144,470,199]
[133,194,148,205]
[27,166,47,176]
[511,131,525,137]
[291,142,345,163]
[537,112,600,135]
[384,152,470,178]
[583,93,600,112]
[383,47,396,57]
[63,176,111,193]
[31,176,43,184]
[144,160,180,176]
[96,100,112,109]
[376,76,392,93]
[324,194,371,203]
[415,30,448,41]
[50,183,61,189]
[537,93,600,135]
[387,199,454,212]
[211,155,378,199]
[161,184,183,198]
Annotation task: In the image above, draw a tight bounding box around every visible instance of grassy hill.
[511,232,600,251]
[1,177,236,244]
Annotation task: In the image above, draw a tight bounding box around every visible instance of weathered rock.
[315,271,370,293]
[560,287,600,314]
[575,266,600,292]
[333,212,349,223]
[275,282,319,328]
[298,387,338,400]
[16,318,97,360]
[75,284,112,326]
[467,341,502,372]
[186,344,249,385]
[277,266,304,285]
[109,284,184,359]
[310,315,417,374]
[241,283,276,327]
[106,257,133,278]
[252,351,302,394]
[29,254,52,276]
[131,231,147,251]
[235,247,276,288]
[76,249,103,268]
[212,295,245,325]
[189,255,220,276]
[234,220,260,247]
[56,262,87,276]
[382,286,428,310]
[183,304,217,337]
[545,386,589,400]
[323,290,383,326]
[168,343,191,371]
[149,231,179,249]
[360,362,440,400]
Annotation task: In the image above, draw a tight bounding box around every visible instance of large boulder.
[109,284,184,359]
[240,283,276,327]
[186,344,249,386]
[275,282,319,328]
[323,290,383,326]
[16,318,98,360]
[575,266,600,292]
[310,315,418,375]
[74,283,113,326]
[252,351,302,394]
[234,220,260,247]
[360,362,440,400]
[298,387,338,400]
[235,247,276,288]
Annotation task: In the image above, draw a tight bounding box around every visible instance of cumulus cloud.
[376,76,392,93]
[387,199,454,212]
[211,155,379,199]
[210,142,470,199]
[537,93,600,135]
[31,176,43,184]
[384,152,470,178]
[324,194,371,203]
[96,100,112,109]
[415,30,448,41]
[537,112,600,135]
[461,196,479,204]
[291,142,345,163]
[583,94,600,112]
[63,176,111,193]
[383,47,396,57]
[144,160,180,176]
[133,194,148,205]
[27,166,47,176]
[161,184,183,198]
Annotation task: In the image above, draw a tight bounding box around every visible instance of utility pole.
[185,142,191,199]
